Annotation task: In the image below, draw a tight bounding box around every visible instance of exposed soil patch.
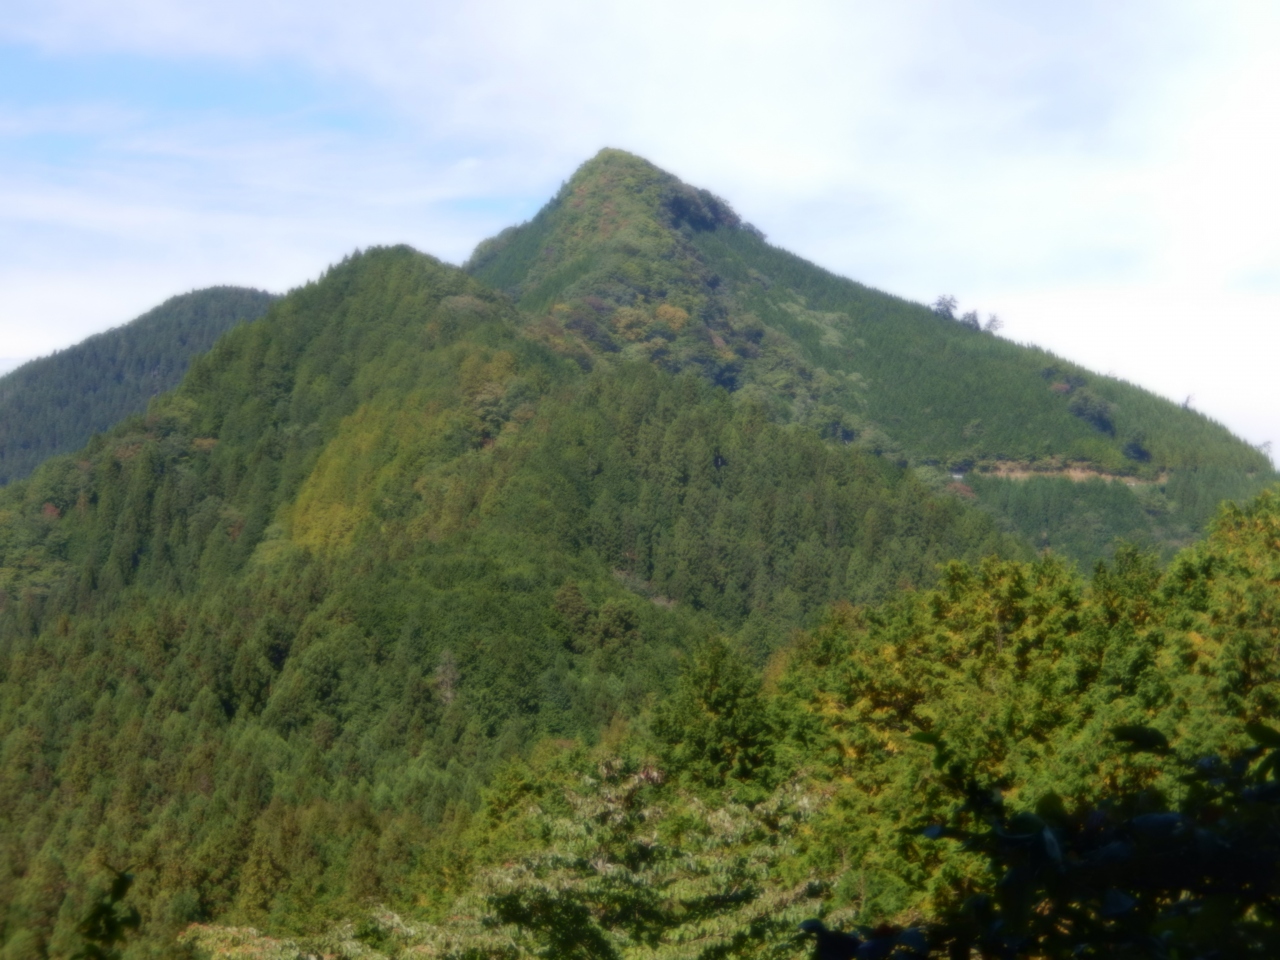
[977,463,1167,486]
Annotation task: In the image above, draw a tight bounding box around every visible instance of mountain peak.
[467,150,1273,529]
[464,149,761,390]
[465,150,750,313]
[561,148,744,235]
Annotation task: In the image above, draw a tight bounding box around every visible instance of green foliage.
[4,151,1280,958]
[911,724,1280,958]
[470,149,1274,563]
[774,489,1280,930]
[72,871,141,960]
[966,462,1277,566]
[966,474,1161,565]
[464,760,819,960]
[0,245,1016,956]
[0,287,274,485]
[184,749,823,960]
[651,638,775,791]
[145,489,1280,957]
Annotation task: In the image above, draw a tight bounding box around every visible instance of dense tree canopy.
[181,489,1280,959]
[0,247,1021,957]
[470,149,1274,564]
[0,287,274,486]
[1,151,1277,959]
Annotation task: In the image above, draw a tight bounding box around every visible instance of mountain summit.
[468,149,784,390]
[470,149,1273,558]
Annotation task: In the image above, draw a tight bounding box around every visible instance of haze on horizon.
[1,0,1277,458]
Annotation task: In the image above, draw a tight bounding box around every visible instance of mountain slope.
[188,488,1280,960]
[0,246,1022,956]
[0,286,275,485]
[468,149,1274,562]
[1,151,1275,957]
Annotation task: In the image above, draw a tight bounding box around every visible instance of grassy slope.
[0,287,276,485]
[469,149,1274,563]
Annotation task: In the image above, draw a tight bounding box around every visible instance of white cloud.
[1,0,1277,455]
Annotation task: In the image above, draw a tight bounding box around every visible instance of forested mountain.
[187,491,1280,960]
[0,246,1023,957]
[469,150,1274,563]
[0,287,275,485]
[0,151,1277,959]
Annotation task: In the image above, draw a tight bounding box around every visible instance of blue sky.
[1,0,1278,455]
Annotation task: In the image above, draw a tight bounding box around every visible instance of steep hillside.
[0,247,1021,956]
[469,149,1274,562]
[0,287,275,485]
[188,488,1280,960]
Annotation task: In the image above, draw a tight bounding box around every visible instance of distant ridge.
[0,286,275,484]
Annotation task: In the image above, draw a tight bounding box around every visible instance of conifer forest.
[2,151,1277,959]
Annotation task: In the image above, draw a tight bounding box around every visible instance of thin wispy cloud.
[1,0,1277,451]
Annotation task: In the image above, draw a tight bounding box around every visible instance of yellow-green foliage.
[290,346,525,551]
[774,489,1280,925]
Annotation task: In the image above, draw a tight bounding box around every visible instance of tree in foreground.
[183,752,822,959]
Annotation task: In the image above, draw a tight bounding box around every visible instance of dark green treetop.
[0,286,275,485]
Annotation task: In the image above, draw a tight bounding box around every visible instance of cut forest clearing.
[976,463,1169,485]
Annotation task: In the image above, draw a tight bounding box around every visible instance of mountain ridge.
[467,148,1273,561]
[0,286,276,485]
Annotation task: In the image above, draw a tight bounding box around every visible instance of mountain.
[0,246,1023,957]
[468,149,1274,563]
[0,151,1275,957]
[0,287,275,485]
